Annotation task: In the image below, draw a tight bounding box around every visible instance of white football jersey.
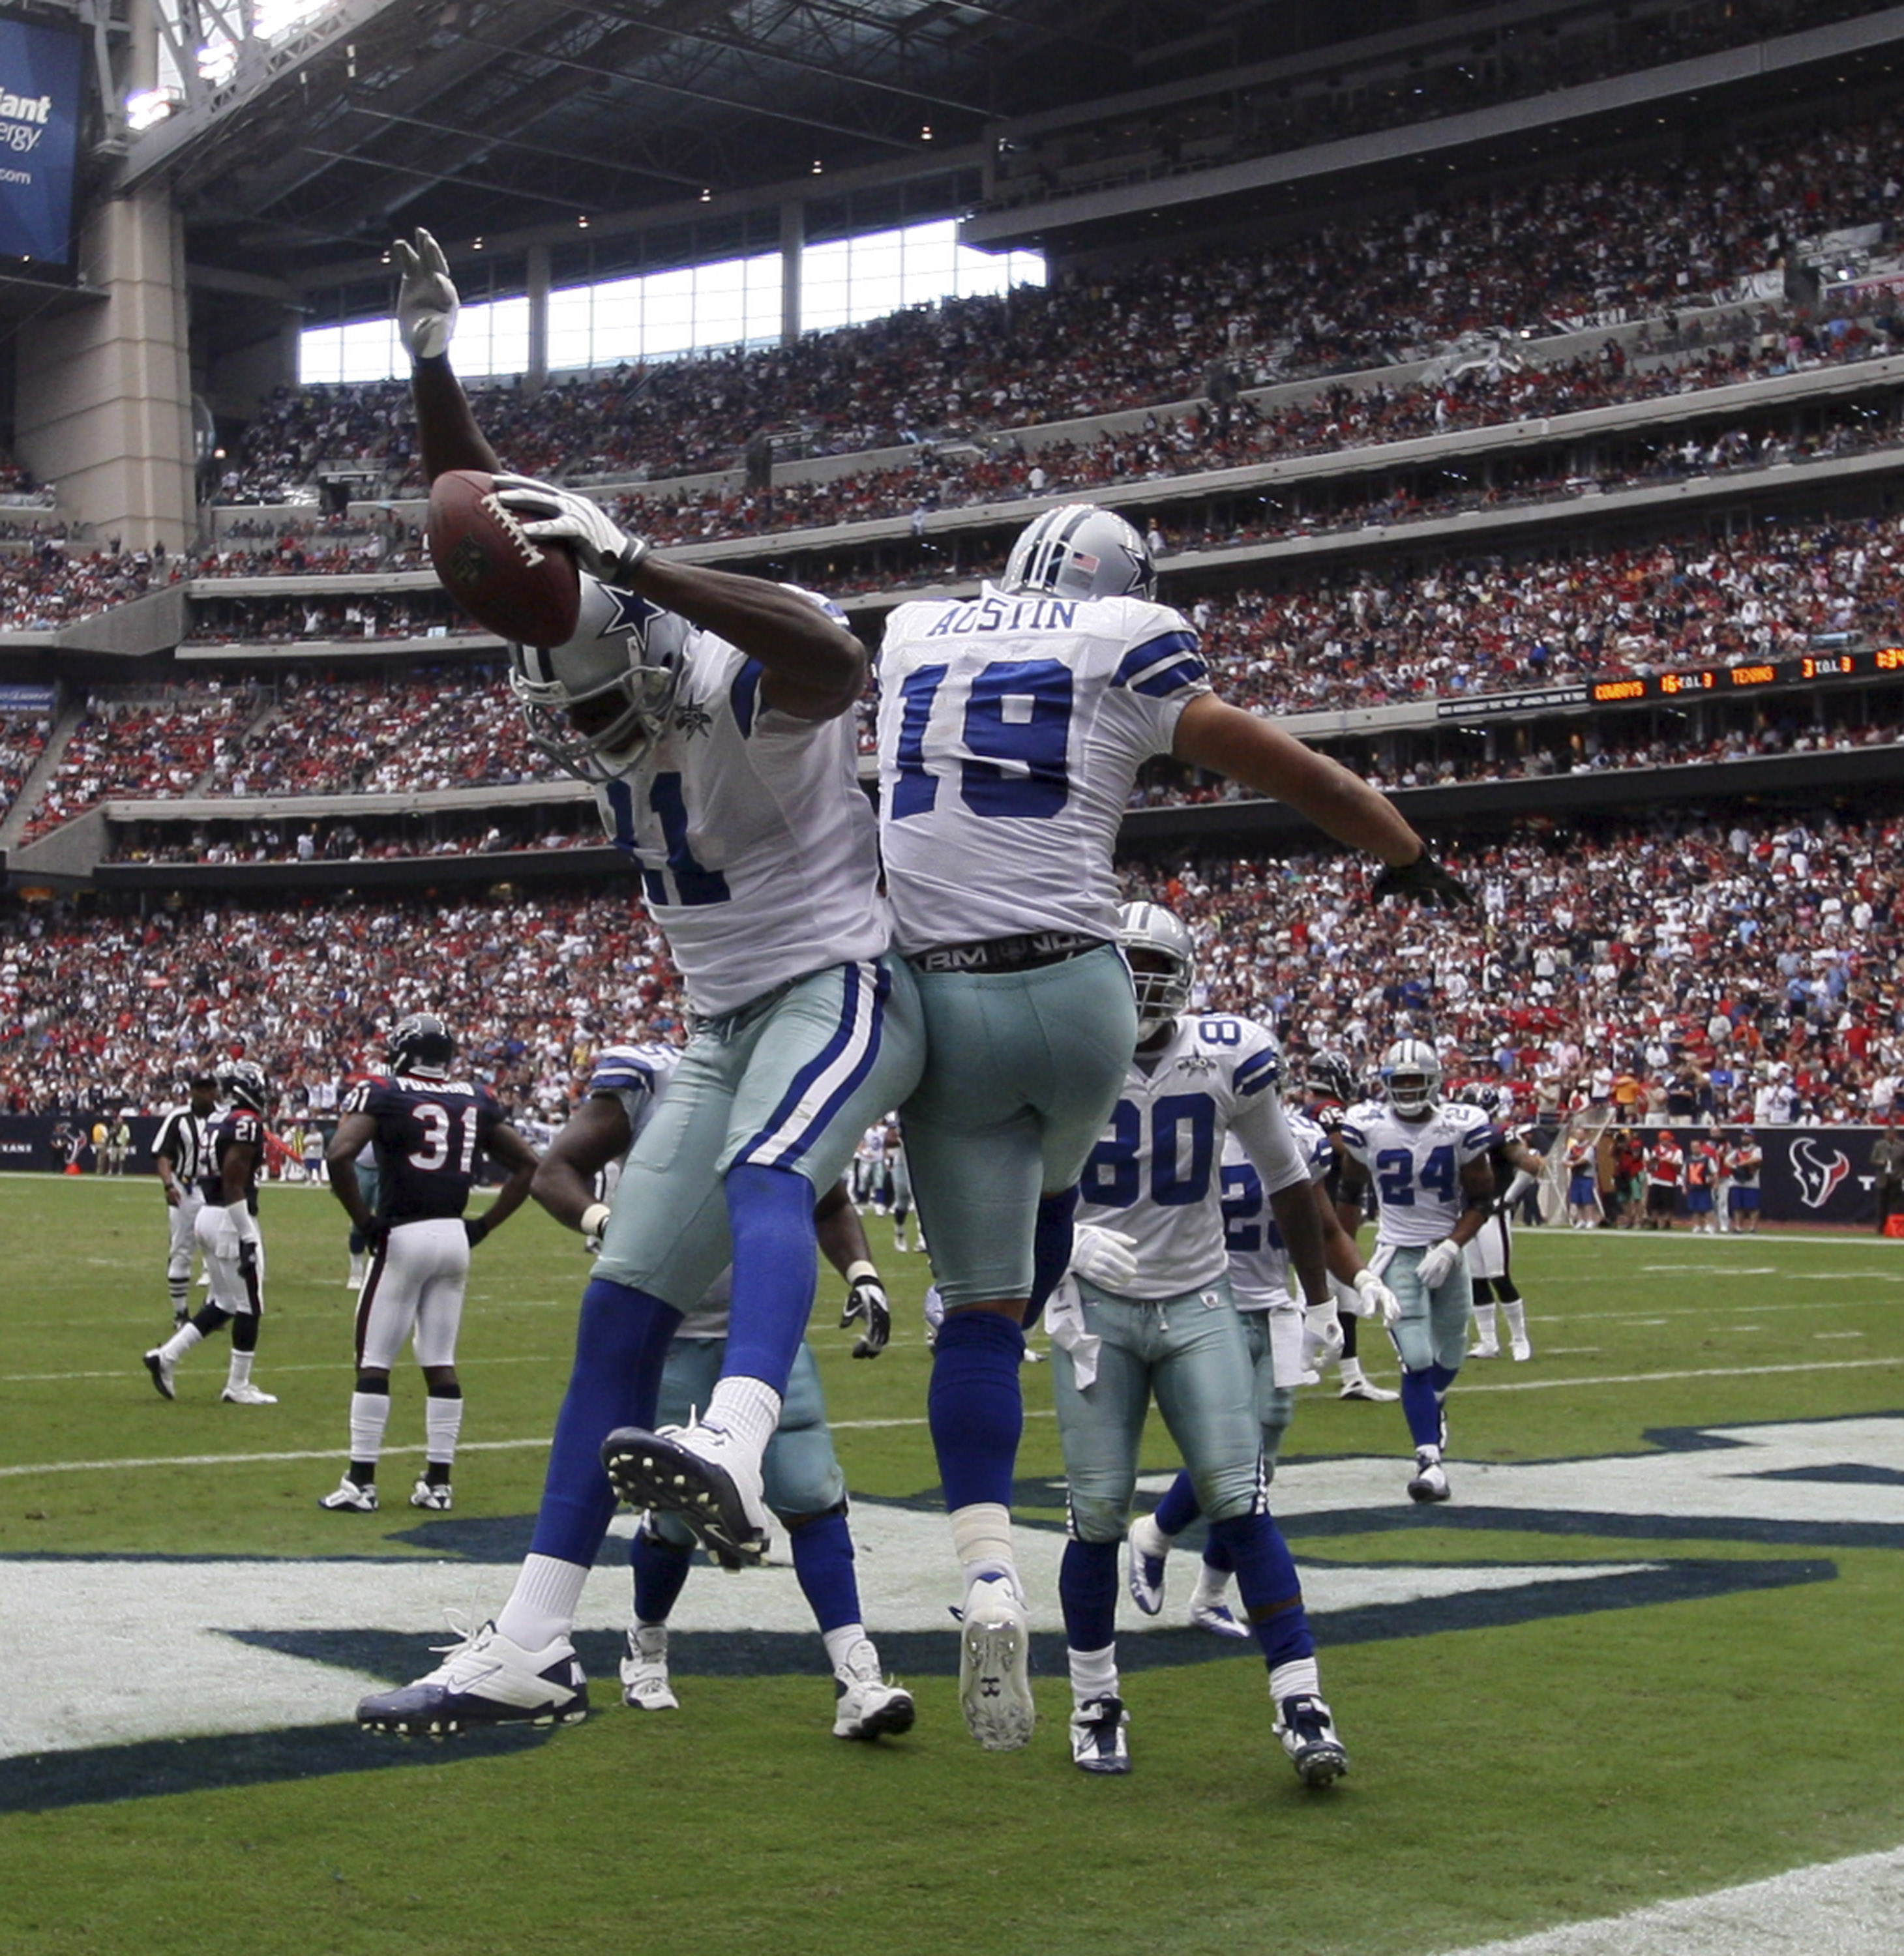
[1220,1111,1331,1310]
[876,584,1210,953]
[594,603,889,1016]
[1076,1013,1309,1298]
[1337,1096,1497,1247]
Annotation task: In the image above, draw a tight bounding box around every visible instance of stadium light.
[198,37,238,86]
[125,88,182,131]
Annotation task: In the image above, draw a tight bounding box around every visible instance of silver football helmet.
[1002,505,1154,602]
[1380,1039,1442,1117]
[1117,900,1195,1037]
[510,571,691,782]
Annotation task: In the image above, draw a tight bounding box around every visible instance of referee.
[154,1075,216,1327]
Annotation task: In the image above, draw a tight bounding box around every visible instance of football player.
[152,1073,216,1328]
[1335,1042,1497,1502]
[1455,1081,1544,1362]
[524,1041,913,1741]
[143,1060,278,1406]
[1127,1046,1399,1641]
[873,501,1466,1749]
[1303,1048,1399,1402]
[1043,903,1383,1782]
[355,231,923,1738]
[318,1013,539,1515]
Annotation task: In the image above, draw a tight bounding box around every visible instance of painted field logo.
[1789,1138,1852,1208]
[3,1412,1898,1812]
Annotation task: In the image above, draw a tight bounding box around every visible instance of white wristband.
[844,1259,880,1285]
[580,1202,611,1240]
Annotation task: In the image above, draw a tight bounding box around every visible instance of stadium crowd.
[224,111,1904,496]
[3,808,1899,1133]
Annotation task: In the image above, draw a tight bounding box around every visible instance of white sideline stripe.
[4,1353,1900,1481]
[1432,1843,1904,1956]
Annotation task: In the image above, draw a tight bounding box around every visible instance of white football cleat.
[1125,1515,1168,1616]
[143,1348,177,1401]
[1407,1449,1451,1504]
[1338,1376,1399,1402]
[620,1624,679,1712]
[319,1477,378,1512]
[221,1382,277,1405]
[1510,1336,1533,1362]
[1274,1693,1348,1786]
[959,1573,1035,1752]
[600,1419,771,1567]
[1069,1695,1130,1775]
[409,1478,453,1511]
[1469,1340,1500,1360]
[831,1639,915,1741]
[357,1621,588,1737]
[1189,1595,1251,1640]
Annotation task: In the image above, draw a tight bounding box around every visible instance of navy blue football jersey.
[340,1074,506,1223]
[200,1107,265,1212]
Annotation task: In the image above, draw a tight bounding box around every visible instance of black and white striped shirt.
[152,1107,206,1188]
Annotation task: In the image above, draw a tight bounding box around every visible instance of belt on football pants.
[908,930,1107,975]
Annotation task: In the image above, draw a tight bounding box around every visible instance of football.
[426,468,582,645]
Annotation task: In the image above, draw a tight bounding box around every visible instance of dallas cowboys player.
[143,1060,277,1406]
[1335,1043,1497,1502]
[1303,1048,1398,1403]
[873,501,1466,1749]
[527,1041,913,1741]
[318,1013,539,1515]
[1046,902,1370,1782]
[354,231,922,1738]
[1127,1101,1399,1638]
[1455,1082,1543,1362]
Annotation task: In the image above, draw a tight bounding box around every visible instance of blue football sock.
[788,1507,861,1636]
[528,1278,681,1566]
[1209,1511,1315,1667]
[1155,1467,1202,1539]
[1027,1185,1079,1327]
[1060,1537,1120,1654]
[1429,1361,1459,1394]
[929,1309,1026,1511]
[1401,1368,1445,1449]
[631,1524,694,1623]
[719,1163,818,1395]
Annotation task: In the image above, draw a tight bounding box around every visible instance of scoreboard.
[1586,645,1904,705]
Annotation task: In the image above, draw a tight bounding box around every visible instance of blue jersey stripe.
[1128,655,1208,698]
[1234,1049,1280,1097]
[730,658,764,737]
[1112,630,1202,691]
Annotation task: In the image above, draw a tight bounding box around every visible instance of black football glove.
[464,1215,490,1248]
[840,1265,891,1359]
[1371,851,1472,908]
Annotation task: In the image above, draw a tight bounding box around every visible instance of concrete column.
[780,199,803,347]
[16,181,194,552]
[526,243,550,393]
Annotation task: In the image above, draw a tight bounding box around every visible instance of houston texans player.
[319,1013,539,1515]
[355,233,922,1738]
[143,1060,277,1406]
[524,1041,913,1741]
[1454,1081,1544,1362]
[1335,1042,1497,1502]
[1043,902,1375,1782]
[1127,1098,1399,1639]
[873,503,1466,1749]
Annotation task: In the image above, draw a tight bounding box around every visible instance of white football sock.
[1502,1299,1528,1341]
[700,1376,781,1458]
[350,1391,391,1468]
[495,1552,588,1652]
[1068,1642,1118,1706]
[162,1323,204,1363]
[950,1502,1016,1590]
[1270,1657,1320,1702]
[823,1623,872,1676]
[1471,1301,1498,1344]
[424,1392,464,1467]
[226,1350,255,1389]
[1130,1510,1172,1556]
[1190,1560,1232,1610]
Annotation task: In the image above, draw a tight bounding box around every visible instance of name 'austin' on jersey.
[876,557,1208,953]
[340,1073,509,1224]
[1335,1096,1498,1247]
[1077,1013,1309,1297]
[590,588,889,1017]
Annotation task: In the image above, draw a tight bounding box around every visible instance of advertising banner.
[0,16,83,267]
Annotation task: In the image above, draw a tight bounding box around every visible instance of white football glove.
[490,473,651,583]
[391,227,459,361]
[580,1201,612,1254]
[1352,1266,1401,1328]
[1415,1239,1461,1291]
[1301,1300,1345,1372]
[840,1260,891,1359]
[1069,1222,1140,1294]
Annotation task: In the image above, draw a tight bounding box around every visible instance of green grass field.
[3,1173,1901,1956]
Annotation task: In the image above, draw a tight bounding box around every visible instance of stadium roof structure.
[123,0,1302,292]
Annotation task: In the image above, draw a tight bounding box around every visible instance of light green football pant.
[1381,1241,1474,1373]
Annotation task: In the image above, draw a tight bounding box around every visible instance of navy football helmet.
[214,1059,270,1112]
[389,1013,456,1079]
[1306,1050,1358,1106]
[1458,1080,1508,1120]
[1002,505,1154,602]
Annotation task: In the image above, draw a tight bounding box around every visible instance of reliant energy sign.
[0,15,83,267]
